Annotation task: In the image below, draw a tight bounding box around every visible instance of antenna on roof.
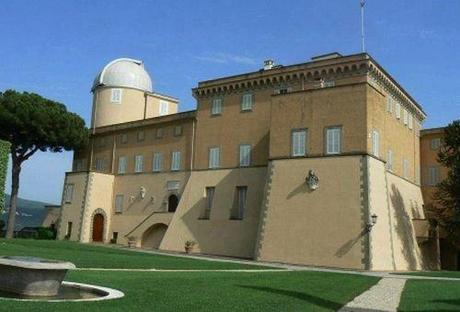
[360,0,366,52]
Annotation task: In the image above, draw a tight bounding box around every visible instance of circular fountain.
[0,256,124,302]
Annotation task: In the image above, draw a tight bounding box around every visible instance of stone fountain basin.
[0,256,76,297]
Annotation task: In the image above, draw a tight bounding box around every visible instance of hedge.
[0,139,10,213]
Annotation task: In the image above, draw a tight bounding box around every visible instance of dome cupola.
[92,58,153,92]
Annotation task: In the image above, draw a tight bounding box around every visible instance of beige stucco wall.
[269,82,368,158]
[367,84,422,184]
[367,156,395,270]
[91,87,178,128]
[160,167,267,258]
[79,172,115,243]
[256,156,365,269]
[57,172,88,241]
[385,171,429,270]
[110,171,190,245]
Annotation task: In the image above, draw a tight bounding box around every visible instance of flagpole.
[361,0,366,52]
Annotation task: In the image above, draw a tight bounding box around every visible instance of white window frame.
[64,184,74,204]
[291,129,307,157]
[372,129,380,158]
[408,114,413,130]
[403,109,408,126]
[428,166,440,186]
[115,194,124,214]
[211,98,223,115]
[386,96,393,114]
[95,158,105,171]
[111,89,122,103]
[431,138,441,150]
[118,156,127,174]
[152,152,162,172]
[387,149,394,172]
[208,147,221,169]
[134,155,144,173]
[239,144,251,167]
[395,102,401,119]
[159,100,169,116]
[403,159,409,179]
[326,127,341,155]
[241,93,253,111]
[171,151,181,171]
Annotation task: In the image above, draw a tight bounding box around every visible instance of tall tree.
[433,120,460,241]
[0,90,88,238]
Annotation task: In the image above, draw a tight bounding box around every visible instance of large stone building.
[57,53,440,271]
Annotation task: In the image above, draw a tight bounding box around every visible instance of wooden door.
[92,214,104,242]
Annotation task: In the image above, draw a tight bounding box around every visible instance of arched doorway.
[92,213,104,242]
[168,194,179,212]
[142,223,168,249]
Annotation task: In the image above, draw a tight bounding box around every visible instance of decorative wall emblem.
[306,170,319,191]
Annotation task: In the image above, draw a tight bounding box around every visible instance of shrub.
[37,227,56,240]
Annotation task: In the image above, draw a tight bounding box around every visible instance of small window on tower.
[111,89,122,103]
[159,101,169,116]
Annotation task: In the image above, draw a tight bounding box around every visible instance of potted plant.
[127,236,137,248]
[184,240,196,254]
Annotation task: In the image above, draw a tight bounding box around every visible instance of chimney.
[263,59,274,70]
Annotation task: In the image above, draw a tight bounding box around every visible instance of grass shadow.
[238,285,342,310]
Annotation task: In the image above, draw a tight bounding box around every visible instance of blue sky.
[1,0,459,203]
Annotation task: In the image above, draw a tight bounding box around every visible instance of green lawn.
[0,239,380,311]
[394,271,460,279]
[0,270,379,312]
[399,279,460,311]
[0,239,269,270]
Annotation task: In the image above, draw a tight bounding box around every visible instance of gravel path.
[338,277,407,312]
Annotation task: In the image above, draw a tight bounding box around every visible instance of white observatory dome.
[92,58,153,92]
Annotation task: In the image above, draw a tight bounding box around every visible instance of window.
[239,144,251,167]
[66,222,73,238]
[291,129,307,157]
[275,87,292,94]
[156,128,164,139]
[428,166,440,186]
[118,156,127,174]
[74,159,83,171]
[134,155,144,173]
[326,127,341,155]
[372,129,380,157]
[112,232,118,243]
[231,186,247,220]
[115,194,124,214]
[395,102,401,119]
[167,181,180,191]
[431,138,441,150]
[387,150,394,172]
[211,98,223,115]
[323,80,335,88]
[209,147,220,169]
[153,152,162,172]
[137,131,145,142]
[403,159,409,179]
[120,133,128,144]
[64,184,74,203]
[111,89,122,103]
[386,96,393,114]
[159,101,169,116]
[174,126,183,136]
[201,187,215,220]
[408,114,413,130]
[403,109,408,126]
[241,94,253,111]
[95,158,105,171]
[171,151,181,171]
